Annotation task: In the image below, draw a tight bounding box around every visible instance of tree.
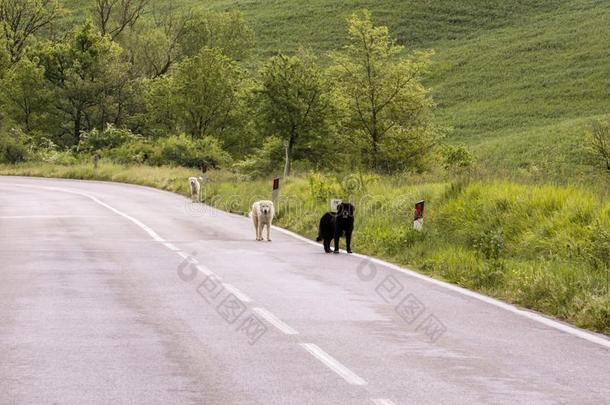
[256,51,334,177]
[0,0,63,63]
[588,120,610,172]
[178,9,254,61]
[122,4,189,78]
[37,20,129,146]
[92,0,150,40]
[165,47,245,139]
[0,55,52,132]
[330,10,437,172]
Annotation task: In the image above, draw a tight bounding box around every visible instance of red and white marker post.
[272,177,280,204]
[413,200,425,231]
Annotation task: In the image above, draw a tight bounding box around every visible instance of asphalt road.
[1,176,609,405]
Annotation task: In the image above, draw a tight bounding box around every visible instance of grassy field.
[2,162,608,334]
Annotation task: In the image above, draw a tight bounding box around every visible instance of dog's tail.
[315,220,323,242]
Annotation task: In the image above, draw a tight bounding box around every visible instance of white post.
[330,199,342,212]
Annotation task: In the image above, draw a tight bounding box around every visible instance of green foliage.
[0,55,52,132]
[233,136,284,178]
[36,19,129,146]
[179,9,254,60]
[106,139,154,165]
[0,0,64,62]
[79,124,141,153]
[307,172,341,202]
[256,50,336,176]
[0,130,28,163]
[150,133,232,168]
[330,11,437,172]
[586,119,610,172]
[148,47,246,142]
[439,144,475,170]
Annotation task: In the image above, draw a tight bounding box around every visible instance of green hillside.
[62,0,610,183]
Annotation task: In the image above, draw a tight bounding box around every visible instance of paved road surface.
[0,176,609,405]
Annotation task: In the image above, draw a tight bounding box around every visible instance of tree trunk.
[283,138,293,178]
[371,133,379,171]
[74,108,82,144]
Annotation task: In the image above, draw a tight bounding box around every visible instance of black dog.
[316,202,355,254]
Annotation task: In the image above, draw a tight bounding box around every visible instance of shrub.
[307,172,342,201]
[150,134,232,168]
[0,131,28,163]
[439,144,475,169]
[79,124,140,153]
[586,119,610,171]
[233,137,284,177]
[107,140,156,165]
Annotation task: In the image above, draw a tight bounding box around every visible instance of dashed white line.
[0,215,95,219]
[372,399,396,405]
[300,343,367,386]
[253,307,299,335]
[223,283,252,303]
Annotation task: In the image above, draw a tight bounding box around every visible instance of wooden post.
[92,154,100,169]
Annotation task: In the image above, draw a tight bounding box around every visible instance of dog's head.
[259,201,274,216]
[337,202,355,219]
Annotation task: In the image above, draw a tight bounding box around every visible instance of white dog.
[250,200,275,241]
[188,177,201,203]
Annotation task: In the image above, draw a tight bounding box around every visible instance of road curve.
[0,176,609,405]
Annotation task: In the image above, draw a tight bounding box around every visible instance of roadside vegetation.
[0,1,608,334]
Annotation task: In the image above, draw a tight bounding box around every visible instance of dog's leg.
[324,238,331,253]
[346,229,353,254]
[266,222,272,241]
[252,215,259,240]
[333,228,340,254]
[257,220,263,241]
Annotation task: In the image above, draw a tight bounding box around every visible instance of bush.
[149,134,232,168]
[439,144,475,169]
[307,172,342,201]
[107,140,156,165]
[233,137,284,177]
[79,124,141,153]
[0,132,28,163]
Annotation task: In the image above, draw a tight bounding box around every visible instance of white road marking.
[223,283,252,303]
[196,264,216,277]
[270,225,610,349]
[176,251,191,260]
[253,307,299,335]
[372,399,396,405]
[300,343,367,386]
[162,242,180,251]
[0,215,96,219]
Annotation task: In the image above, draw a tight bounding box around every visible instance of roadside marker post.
[200,162,209,183]
[413,200,425,231]
[330,199,342,212]
[92,154,100,169]
[272,177,280,204]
